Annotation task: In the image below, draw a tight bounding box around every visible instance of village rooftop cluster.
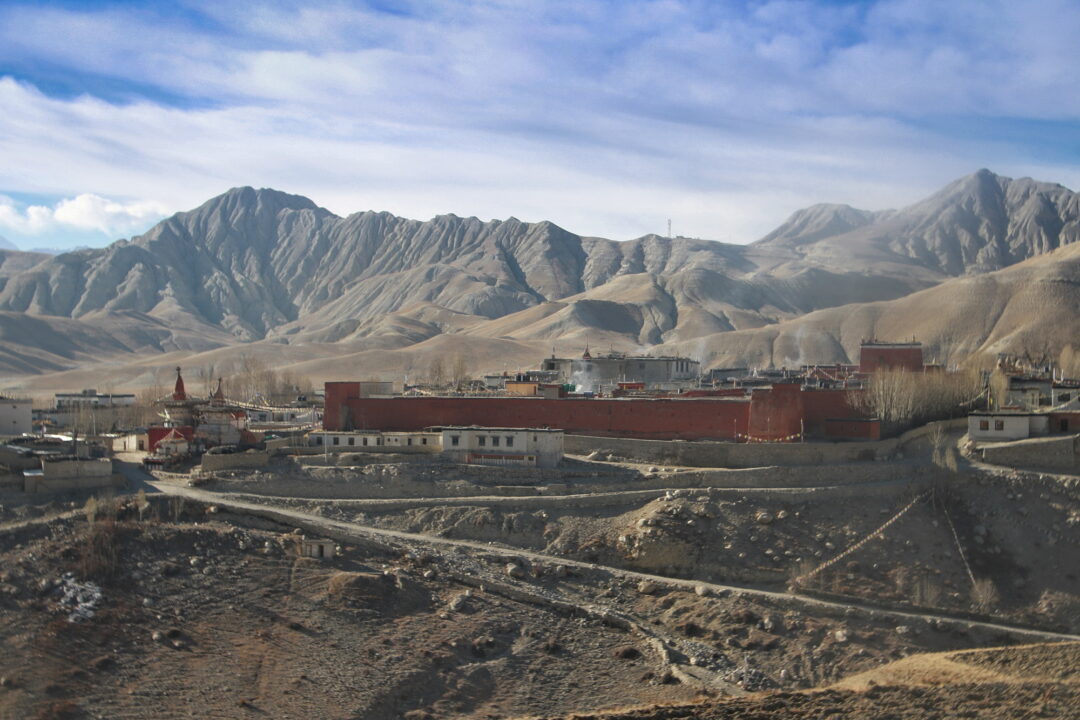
[1,340,1078,494]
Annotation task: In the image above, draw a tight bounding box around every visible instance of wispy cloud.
[0,0,1078,249]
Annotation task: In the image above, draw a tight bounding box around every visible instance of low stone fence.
[565,419,966,468]
[24,457,123,493]
[979,434,1079,472]
[201,450,271,472]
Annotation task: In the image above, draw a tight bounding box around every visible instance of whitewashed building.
[0,396,32,436]
[968,412,1049,442]
[309,430,441,453]
[439,426,564,468]
[54,389,136,409]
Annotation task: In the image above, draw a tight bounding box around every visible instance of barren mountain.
[653,241,1080,369]
[755,169,1080,276]
[0,169,1076,386]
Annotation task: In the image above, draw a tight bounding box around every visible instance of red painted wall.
[324,384,872,441]
[859,346,924,373]
[325,382,362,431]
[1049,412,1080,434]
[802,388,863,436]
[825,418,881,440]
[747,384,803,440]
[328,395,752,441]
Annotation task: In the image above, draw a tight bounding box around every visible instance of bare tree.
[971,578,999,613]
[450,354,469,389]
[428,357,446,388]
[988,367,1010,410]
[855,367,983,436]
[1059,345,1080,378]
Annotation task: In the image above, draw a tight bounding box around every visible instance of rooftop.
[433,425,565,433]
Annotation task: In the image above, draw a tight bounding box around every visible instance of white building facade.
[968,412,1049,442]
[440,427,564,468]
[0,396,32,436]
[54,389,136,409]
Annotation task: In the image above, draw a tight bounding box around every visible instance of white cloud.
[0,0,1077,247]
[0,191,167,238]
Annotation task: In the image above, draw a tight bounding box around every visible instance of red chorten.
[172,367,187,402]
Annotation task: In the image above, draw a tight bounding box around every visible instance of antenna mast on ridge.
[667,219,672,238]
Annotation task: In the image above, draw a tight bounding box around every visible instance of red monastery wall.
[326,392,752,441]
[859,346,924,373]
[324,384,872,442]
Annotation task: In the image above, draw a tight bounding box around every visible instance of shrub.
[78,520,119,579]
[971,577,999,613]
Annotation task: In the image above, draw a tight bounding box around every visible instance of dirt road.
[118,461,1080,646]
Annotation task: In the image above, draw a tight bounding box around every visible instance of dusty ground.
[5,491,1064,719]
[220,463,1080,633]
[3,435,1078,719]
[528,643,1080,720]
[1,502,718,719]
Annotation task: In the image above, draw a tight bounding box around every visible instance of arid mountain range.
[1,169,1078,394]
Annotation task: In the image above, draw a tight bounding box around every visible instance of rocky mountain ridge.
[0,169,1077,384]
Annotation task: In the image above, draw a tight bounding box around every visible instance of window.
[421,438,427,445]
[505,436,514,447]
[333,436,339,445]
[478,436,486,447]
[978,420,989,431]
[362,437,368,446]
[316,436,323,445]
[377,438,382,446]
[1061,393,1072,403]
[492,436,500,447]
[407,438,413,446]
[451,435,460,446]
[347,437,355,446]
[994,420,1005,431]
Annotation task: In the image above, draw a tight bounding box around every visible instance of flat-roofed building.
[309,430,441,453]
[968,412,1049,442]
[54,389,136,409]
[0,396,32,436]
[540,351,699,390]
[439,426,563,468]
[858,341,924,374]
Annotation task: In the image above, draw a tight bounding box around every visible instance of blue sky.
[1,0,1079,250]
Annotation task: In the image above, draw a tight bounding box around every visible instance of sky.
[1,0,1079,251]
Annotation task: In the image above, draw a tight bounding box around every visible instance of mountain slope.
[654,240,1080,369]
[0,170,1077,383]
[755,169,1080,276]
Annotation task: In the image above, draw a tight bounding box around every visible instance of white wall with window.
[0,397,31,436]
[967,413,1049,442]
[308,430,440,453]
[440,427,563,467]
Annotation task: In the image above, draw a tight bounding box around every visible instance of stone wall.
[201,450,271,472]
[303,477,926,516]
[979,434,1079,472]
[564,419,965,468]
[24,458,121,493]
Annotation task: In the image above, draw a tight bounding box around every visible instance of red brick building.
[859,341,925,374]
[324,381,876,442]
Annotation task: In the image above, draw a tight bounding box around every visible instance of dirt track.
[136,472,1080,648]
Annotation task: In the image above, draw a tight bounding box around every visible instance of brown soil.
[0,507,705,719]
[525,682,1078,719]
[528,642,1080,719]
